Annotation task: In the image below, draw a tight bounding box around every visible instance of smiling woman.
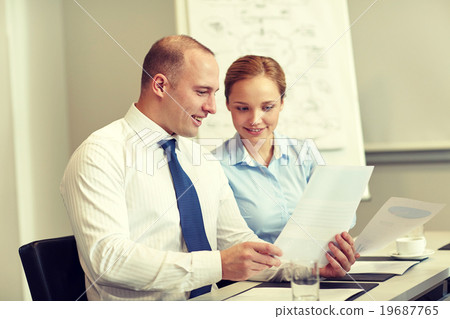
[226,75,283,165]
[214,55,339,244]
[213,56,359,280]
[223,56,286,166]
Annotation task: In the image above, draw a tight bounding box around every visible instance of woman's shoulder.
[273,132,303,153]
[211,134,244,165]
[211,138,230,162]
[273,132,324,164]
[274,131,320,149]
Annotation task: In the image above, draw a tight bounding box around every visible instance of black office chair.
[18,235,88,301]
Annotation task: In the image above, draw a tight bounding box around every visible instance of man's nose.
[203,95,216,114]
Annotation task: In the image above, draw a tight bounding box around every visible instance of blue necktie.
[160,139,212,298]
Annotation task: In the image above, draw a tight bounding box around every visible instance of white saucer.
[391,248,435,260]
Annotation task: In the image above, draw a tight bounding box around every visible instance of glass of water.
[289,259,319,301]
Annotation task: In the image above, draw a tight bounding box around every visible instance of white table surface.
[192,231,450,301]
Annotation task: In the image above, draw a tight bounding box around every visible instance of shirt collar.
[234,133,256,166]
[272,131,290,160]
[125,103,178,149]
[228,131,288,166]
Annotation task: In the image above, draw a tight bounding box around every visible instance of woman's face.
[227,75,284,145]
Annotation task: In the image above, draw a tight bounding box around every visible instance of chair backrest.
[18,235,88,301]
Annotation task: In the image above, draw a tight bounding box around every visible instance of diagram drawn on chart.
[187,0,354,149]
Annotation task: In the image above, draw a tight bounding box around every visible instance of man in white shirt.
[60,35,357,301]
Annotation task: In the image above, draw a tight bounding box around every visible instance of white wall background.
[0,0,176,301]
[1,0,449,300]
[1,0,72,300]
[0,0,22,301]
[347,0,450,236]
[349,0,450,149]
[63,0,176,152]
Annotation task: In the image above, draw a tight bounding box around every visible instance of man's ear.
[151,73,169,97]
[226,101,231,111]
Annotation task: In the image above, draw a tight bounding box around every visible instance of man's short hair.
[140,35,214,91]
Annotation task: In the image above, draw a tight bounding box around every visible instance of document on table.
[274,165,373,267]
[355,197,446,255]
[226,287,363,301]
[348,260,420,275]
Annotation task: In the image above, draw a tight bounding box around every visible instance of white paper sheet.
[355,197,446,255]
[274,165,373,266]
[348,260,419,275]
[226,287,363,301]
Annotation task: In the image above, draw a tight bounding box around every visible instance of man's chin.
[178,128,199,138]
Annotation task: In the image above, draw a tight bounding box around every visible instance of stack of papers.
[348,260,420,275]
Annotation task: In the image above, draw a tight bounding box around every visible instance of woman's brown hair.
[224,55,286,102]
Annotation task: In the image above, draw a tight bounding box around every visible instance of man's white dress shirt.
[60,104,260,300]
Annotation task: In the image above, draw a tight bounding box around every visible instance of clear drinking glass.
[289,259,319,301]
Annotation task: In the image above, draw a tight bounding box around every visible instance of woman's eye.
[237,107,248,111]
[263,105,274,112]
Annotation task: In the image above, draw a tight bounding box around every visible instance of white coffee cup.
[396,236,427,256]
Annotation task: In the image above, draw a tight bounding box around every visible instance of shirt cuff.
[191,250,222,288]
